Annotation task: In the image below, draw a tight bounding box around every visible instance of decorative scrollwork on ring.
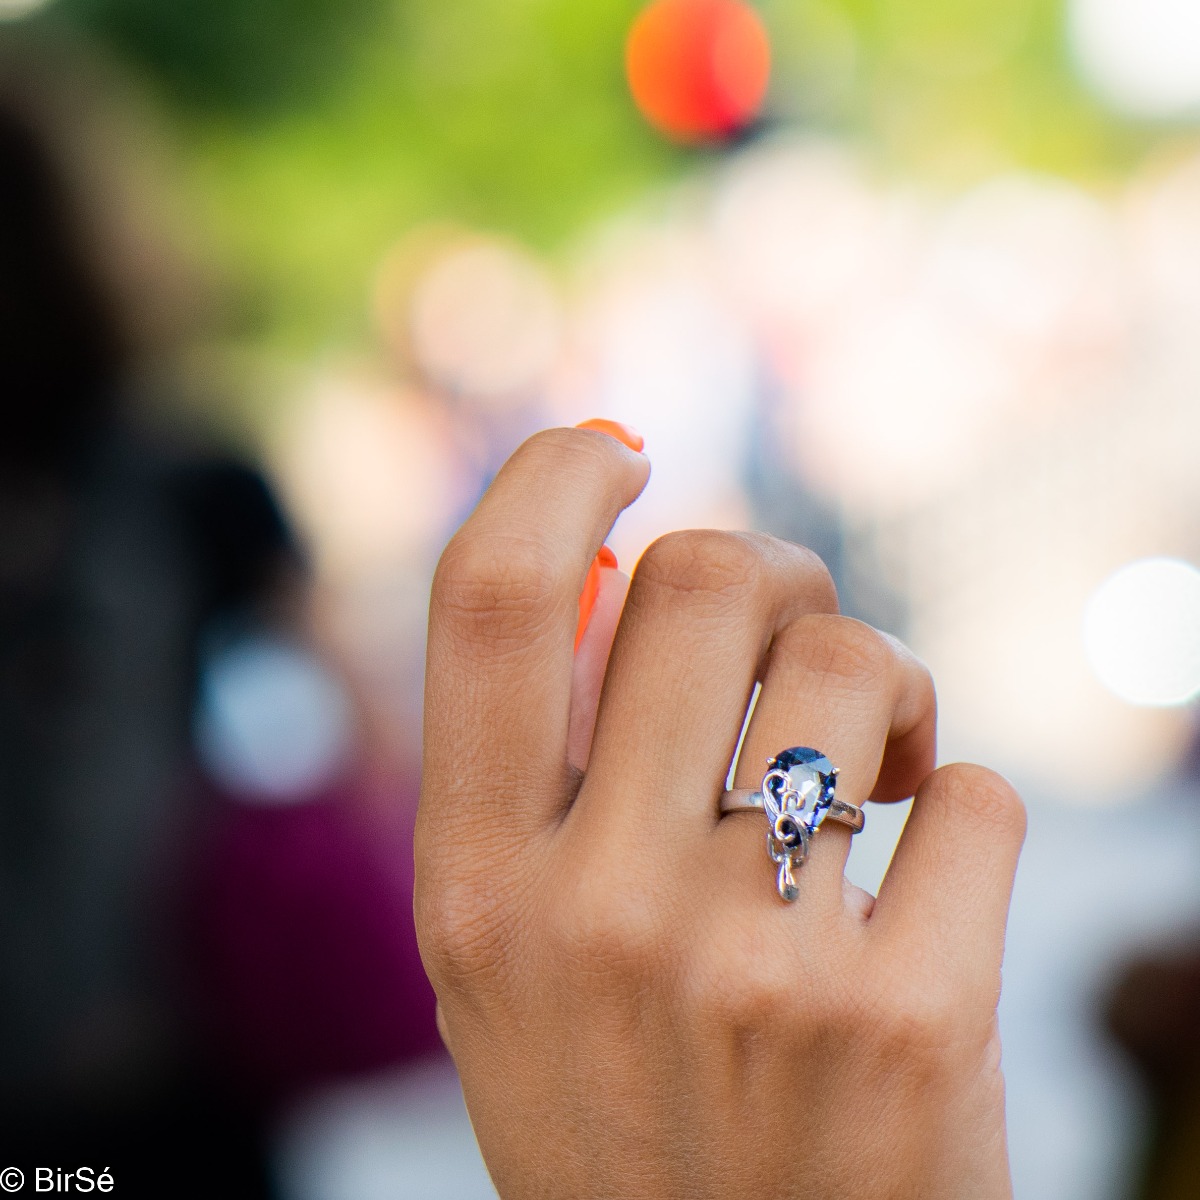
[760,759,820,903]
[766,811,810,901]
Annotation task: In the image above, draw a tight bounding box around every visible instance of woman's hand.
[416,426,1025,1199]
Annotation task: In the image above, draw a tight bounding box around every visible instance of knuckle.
[711,972,791,1035]
[692,923,808,1033]
[782,615,897,687]
[935,763,1027,841]
[789,543,839,612]
[547,882,663,979]
[906,652,937,706]
[513,424,624,479]
[634,529,769,605]
[414,874,513,990]
[432,531,562,648]
[866,974,961,1068]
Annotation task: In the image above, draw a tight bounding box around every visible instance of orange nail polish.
[573,419,639,651]
[575,418,645,454]
[575,547,619,651]
[576,556,602,652]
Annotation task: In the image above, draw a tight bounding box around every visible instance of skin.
[415,426,1026,1200]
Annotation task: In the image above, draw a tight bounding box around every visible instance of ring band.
[719,747,864,902]
[719,789,865,833]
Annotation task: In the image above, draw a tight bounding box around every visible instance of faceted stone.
[765,747,836,832]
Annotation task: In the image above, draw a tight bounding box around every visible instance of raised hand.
[416,425,1025,1200]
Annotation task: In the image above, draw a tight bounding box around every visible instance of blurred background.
[3,0,1200,1195]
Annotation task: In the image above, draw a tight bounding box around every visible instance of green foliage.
[40,0,1155,355]
[58,0,391,112]
[173,0,680,349]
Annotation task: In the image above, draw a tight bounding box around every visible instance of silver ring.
[719,748,863,903]
[719,790,865,832]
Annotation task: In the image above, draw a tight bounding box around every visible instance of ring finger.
[719,614,936,913]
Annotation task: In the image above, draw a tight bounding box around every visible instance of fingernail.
[575,418,645,454]
[575,556,603,652]
[575,547,619,651]
[573,420,637,650]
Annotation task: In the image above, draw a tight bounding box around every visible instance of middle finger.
[571,530,837,837]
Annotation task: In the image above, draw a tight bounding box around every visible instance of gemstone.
[765,747,836,832]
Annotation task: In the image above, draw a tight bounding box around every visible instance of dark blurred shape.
[0,91,124,469]
[626,0,771,144]
[0,42,408,1197]
[55,0,389,111]
[1107,941,1200,1200]
[190,786,441,1103]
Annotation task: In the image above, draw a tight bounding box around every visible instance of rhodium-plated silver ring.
[719,789,865,832]
[719,747,863,903]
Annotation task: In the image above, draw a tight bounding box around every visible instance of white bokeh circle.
[1083,557,1200,705]
[1069,0,1200,119]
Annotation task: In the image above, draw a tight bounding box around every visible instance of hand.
[416,426,1026,1200]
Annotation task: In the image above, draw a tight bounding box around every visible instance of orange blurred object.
[626,0,771,143]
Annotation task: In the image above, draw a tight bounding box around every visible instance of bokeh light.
[927,176,1127,396]
[276,369,458,579]
[1084,558,1200,705]
[195,636,354,802]
[0,0,52,19]
[1070,0,1200,119]
[408,237,561,407]
[626,0,770,143]
[710,141,883,345]
[1127,152,1200,315]
[549,224,756,552]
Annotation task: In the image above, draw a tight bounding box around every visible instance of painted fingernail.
[575,418,645,454]
[576,557,603,652]
[575,547,620,651]
[573,420,637,651]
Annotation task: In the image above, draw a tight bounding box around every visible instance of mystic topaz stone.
[765,747,836,832]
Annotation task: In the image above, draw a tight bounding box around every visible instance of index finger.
[421,426,649,852]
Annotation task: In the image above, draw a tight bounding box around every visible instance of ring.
[719,747,864,903]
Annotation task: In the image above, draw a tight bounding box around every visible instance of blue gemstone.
[765,747,836,831]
